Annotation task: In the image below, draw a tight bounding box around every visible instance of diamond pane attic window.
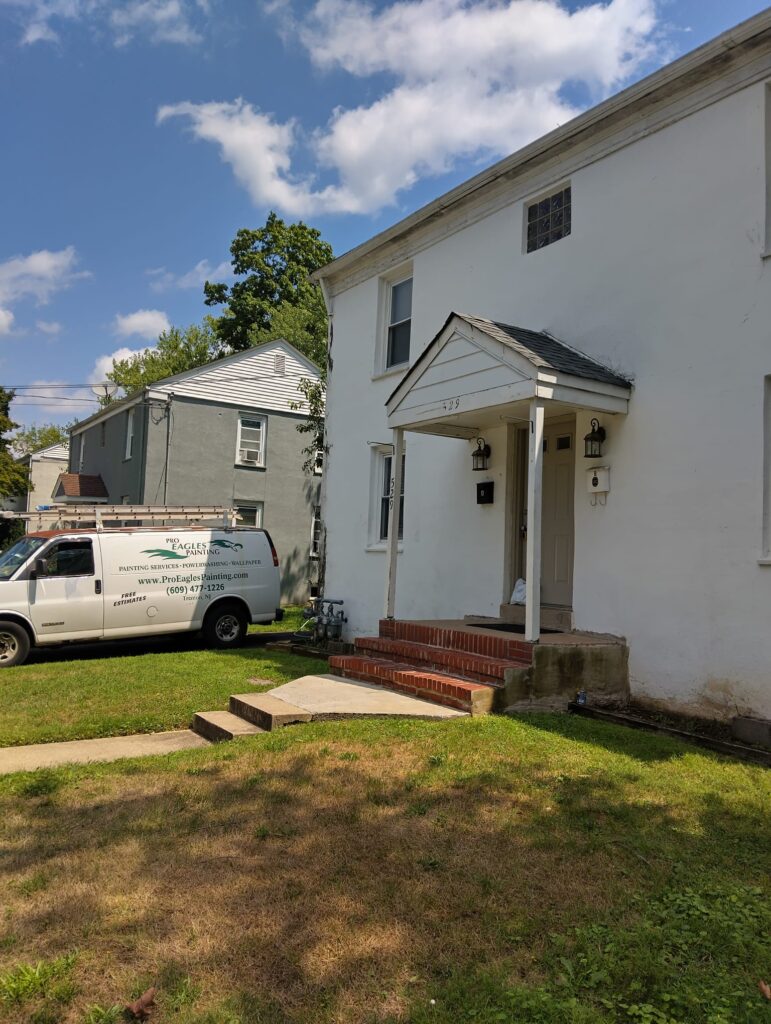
[526,185,571,252]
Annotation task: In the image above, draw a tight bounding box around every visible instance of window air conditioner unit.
[240,448,260,464]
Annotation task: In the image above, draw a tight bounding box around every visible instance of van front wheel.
[0,622,30,668]
[204,603,248,649]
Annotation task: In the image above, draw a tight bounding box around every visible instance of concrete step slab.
[192,710,264,743]
[229,692,313,731]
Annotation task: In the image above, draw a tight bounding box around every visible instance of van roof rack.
[0,505,241,529]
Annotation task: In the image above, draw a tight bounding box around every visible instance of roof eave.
[313,8,771,288]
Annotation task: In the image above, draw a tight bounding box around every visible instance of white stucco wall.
[323,78,771,719]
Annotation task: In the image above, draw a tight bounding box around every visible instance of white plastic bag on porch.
[510,578,526,604]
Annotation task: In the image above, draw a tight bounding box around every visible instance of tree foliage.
[104,319,222,401]
[204,212,332,362]
[10,422,69,457]
[0,389,28,499]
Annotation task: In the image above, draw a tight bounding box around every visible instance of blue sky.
[0,0,767,428]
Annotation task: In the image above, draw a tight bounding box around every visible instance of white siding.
[153,340,320,414]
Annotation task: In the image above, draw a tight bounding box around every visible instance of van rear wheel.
[0,622,30,668]
[204,603,248,649]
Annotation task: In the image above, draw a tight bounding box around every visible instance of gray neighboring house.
[67,340,322,603]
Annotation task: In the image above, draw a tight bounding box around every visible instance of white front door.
[28,537,104,641]
[540,420,575,606]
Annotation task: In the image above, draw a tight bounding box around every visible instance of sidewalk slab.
[0,730,210,775]
[267,673,468,719]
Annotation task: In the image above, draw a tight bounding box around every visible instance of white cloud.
[159,0,660,216]
[0,247,86,336]
[114,308,171,340]
[90,345,148,385]
[1,0,208,48]
[146,257,232,293]
[36,319,62,335]
[0,246,88,306]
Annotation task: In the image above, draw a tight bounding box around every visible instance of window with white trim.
[379,451,404,541]
[78,432,85,471]
[310,505,322,559]
[236,414,267,467]
[125,408,135,460]
[386,277,412,368]
[235,502,264,527]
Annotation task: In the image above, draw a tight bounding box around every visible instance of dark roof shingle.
[459,314,631,389]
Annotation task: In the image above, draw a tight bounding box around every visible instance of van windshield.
[0,536,47,581]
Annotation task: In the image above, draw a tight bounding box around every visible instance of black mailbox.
[477,481,494,505]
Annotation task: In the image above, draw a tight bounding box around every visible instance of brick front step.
[354,636,527,683]
[329,655,496,715]
[379,619,533,663]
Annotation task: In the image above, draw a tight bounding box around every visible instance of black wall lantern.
[472,437,491,471]
[583,418,606,459]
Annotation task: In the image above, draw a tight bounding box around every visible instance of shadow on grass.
[22,630,305,668]
[512,707,740,765]
[0,719,768,1022]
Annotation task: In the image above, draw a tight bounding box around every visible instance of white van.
[0,526,282,667]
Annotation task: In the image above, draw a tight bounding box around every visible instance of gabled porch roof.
[386,313,632,437]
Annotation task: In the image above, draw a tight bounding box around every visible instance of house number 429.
[442,398,460,412]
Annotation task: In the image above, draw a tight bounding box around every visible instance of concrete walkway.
[0,730,210,775]
[266,673,468,719]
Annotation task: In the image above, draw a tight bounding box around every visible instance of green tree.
[0,389,27,499]
[204,212,333,361]
[0,389,29,548]
[104,319,222,401]
[11,422,69,457]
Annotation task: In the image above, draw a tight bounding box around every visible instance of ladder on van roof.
[0,505,241,529]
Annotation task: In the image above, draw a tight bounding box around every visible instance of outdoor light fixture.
[472,437,491,471]
[583,418,606,459]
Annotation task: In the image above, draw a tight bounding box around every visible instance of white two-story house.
[315,10,771,722]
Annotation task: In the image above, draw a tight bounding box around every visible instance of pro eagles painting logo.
[142,539,244,560]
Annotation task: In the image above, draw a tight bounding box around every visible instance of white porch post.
[525,398,545,641]
[384,427,405,619]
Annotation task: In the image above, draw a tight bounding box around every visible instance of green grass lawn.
[0,715,768,1024]
[0,611,326,746]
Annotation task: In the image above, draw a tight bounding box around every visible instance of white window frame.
[310,504,322,559]
[235,501,264,528]
[235,414,267,468]
[125,408,135,460]
[374,263,413,377]
[367,443,405,550]
[78,431,85,472]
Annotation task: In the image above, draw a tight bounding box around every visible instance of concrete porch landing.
[266,674,467,720]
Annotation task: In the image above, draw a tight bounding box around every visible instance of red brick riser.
[328,620,533,716]
[378,619,533,663]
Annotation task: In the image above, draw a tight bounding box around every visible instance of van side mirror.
[30,558,47,579]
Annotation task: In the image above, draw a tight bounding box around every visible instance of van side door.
[27,537,104,642]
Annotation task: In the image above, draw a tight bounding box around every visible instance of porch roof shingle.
[54,473,109,499]
[458,314,632,389]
